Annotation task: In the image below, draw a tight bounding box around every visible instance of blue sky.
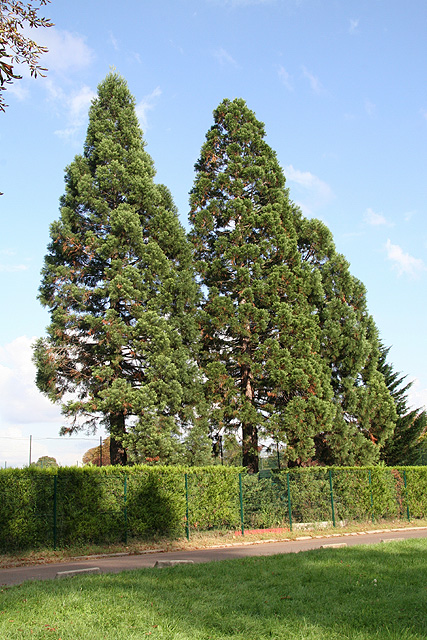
[1,0,426,466]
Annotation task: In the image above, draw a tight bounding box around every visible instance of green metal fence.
[1,466,427,552]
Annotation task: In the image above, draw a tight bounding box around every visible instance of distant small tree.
[33,455,58,468]
[82,438,111,466]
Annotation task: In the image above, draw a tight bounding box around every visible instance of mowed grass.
[1,539,426,640]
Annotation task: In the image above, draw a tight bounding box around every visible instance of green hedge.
[1,465,426,552]
[0,466,244,550]
[272,466,426,525]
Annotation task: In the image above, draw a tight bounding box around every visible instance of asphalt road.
[2,527,427,587]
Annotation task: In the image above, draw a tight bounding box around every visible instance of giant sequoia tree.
[34,73,202,465]
[189,98,335,472]
[190,98,397,470]
[293,211,397,464]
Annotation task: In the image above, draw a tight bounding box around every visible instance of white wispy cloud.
[285,165,334,215]
[6,82,29,101]
[0,336,106,467]
[0,337,62,426]
[349,18,359,34]
[0,249,28,272]
[364,207,393,227]
[136,87,162,131]
[0,264,28,273]
[385,239,426,278]
[11,28,97,140]
[52,84,96,139]
[365,99,376,117]
[406,378,427,411]
[278,65,293,91]
[213,47,238,67]
[41,28,95,73]
[302,66,323,94]
[109,31,120,51]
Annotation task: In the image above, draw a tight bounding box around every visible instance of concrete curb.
[56,567,100,579]
[320,543,348,549]
[154,560,194,568]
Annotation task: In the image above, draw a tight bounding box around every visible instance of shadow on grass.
[2,539,427,639]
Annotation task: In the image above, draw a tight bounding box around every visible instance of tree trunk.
[241,362,259,473]
[242,422,259,473]
[109,412,127,466]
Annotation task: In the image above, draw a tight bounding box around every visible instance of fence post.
[53,475,57,551]
[329,469,336,527]
[185,473,190,541]
[123,475,128,544]
[286,472,293,532]
[368,470,375,523]
[239,473,244,536]
[403,470,410,522]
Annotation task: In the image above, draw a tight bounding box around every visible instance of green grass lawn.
[1,538,426,640]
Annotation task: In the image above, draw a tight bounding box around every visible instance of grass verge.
[1,537,426,639]
[1,518,427,569]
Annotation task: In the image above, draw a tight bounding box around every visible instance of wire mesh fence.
[1,466,426,552]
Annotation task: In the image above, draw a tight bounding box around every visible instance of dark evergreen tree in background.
[293,211,397,465]
[189,98,335,472]
[34,72,206,465]
[378,344,427,465]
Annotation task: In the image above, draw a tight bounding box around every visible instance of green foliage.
[404,466,427,517]
[32,455,58,468]
[274,468,332,523]
[378,343,427,465]
[0,466,243,550]
[3,465,427,552]
[292,211,397,465]
[189,97,397,470]
[189,98,334,471]
[242,474,289,528]
[34,72,204,465]
[187,466,242,530]
[0,468,55,551]
[127,467,187,536]
[272,466,417,525]
[0,1,53,113]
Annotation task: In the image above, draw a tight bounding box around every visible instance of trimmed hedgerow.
[186,466,243,531]
[0,465,244,550]
[1,465,426,551]
[272,466,427,526]
[241,474,289,529]
[0,467,56,550]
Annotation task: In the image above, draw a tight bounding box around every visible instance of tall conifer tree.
[293,211,397,464]
[189,98,335,472]
[34,72,203,465]
[378,344,427,465]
